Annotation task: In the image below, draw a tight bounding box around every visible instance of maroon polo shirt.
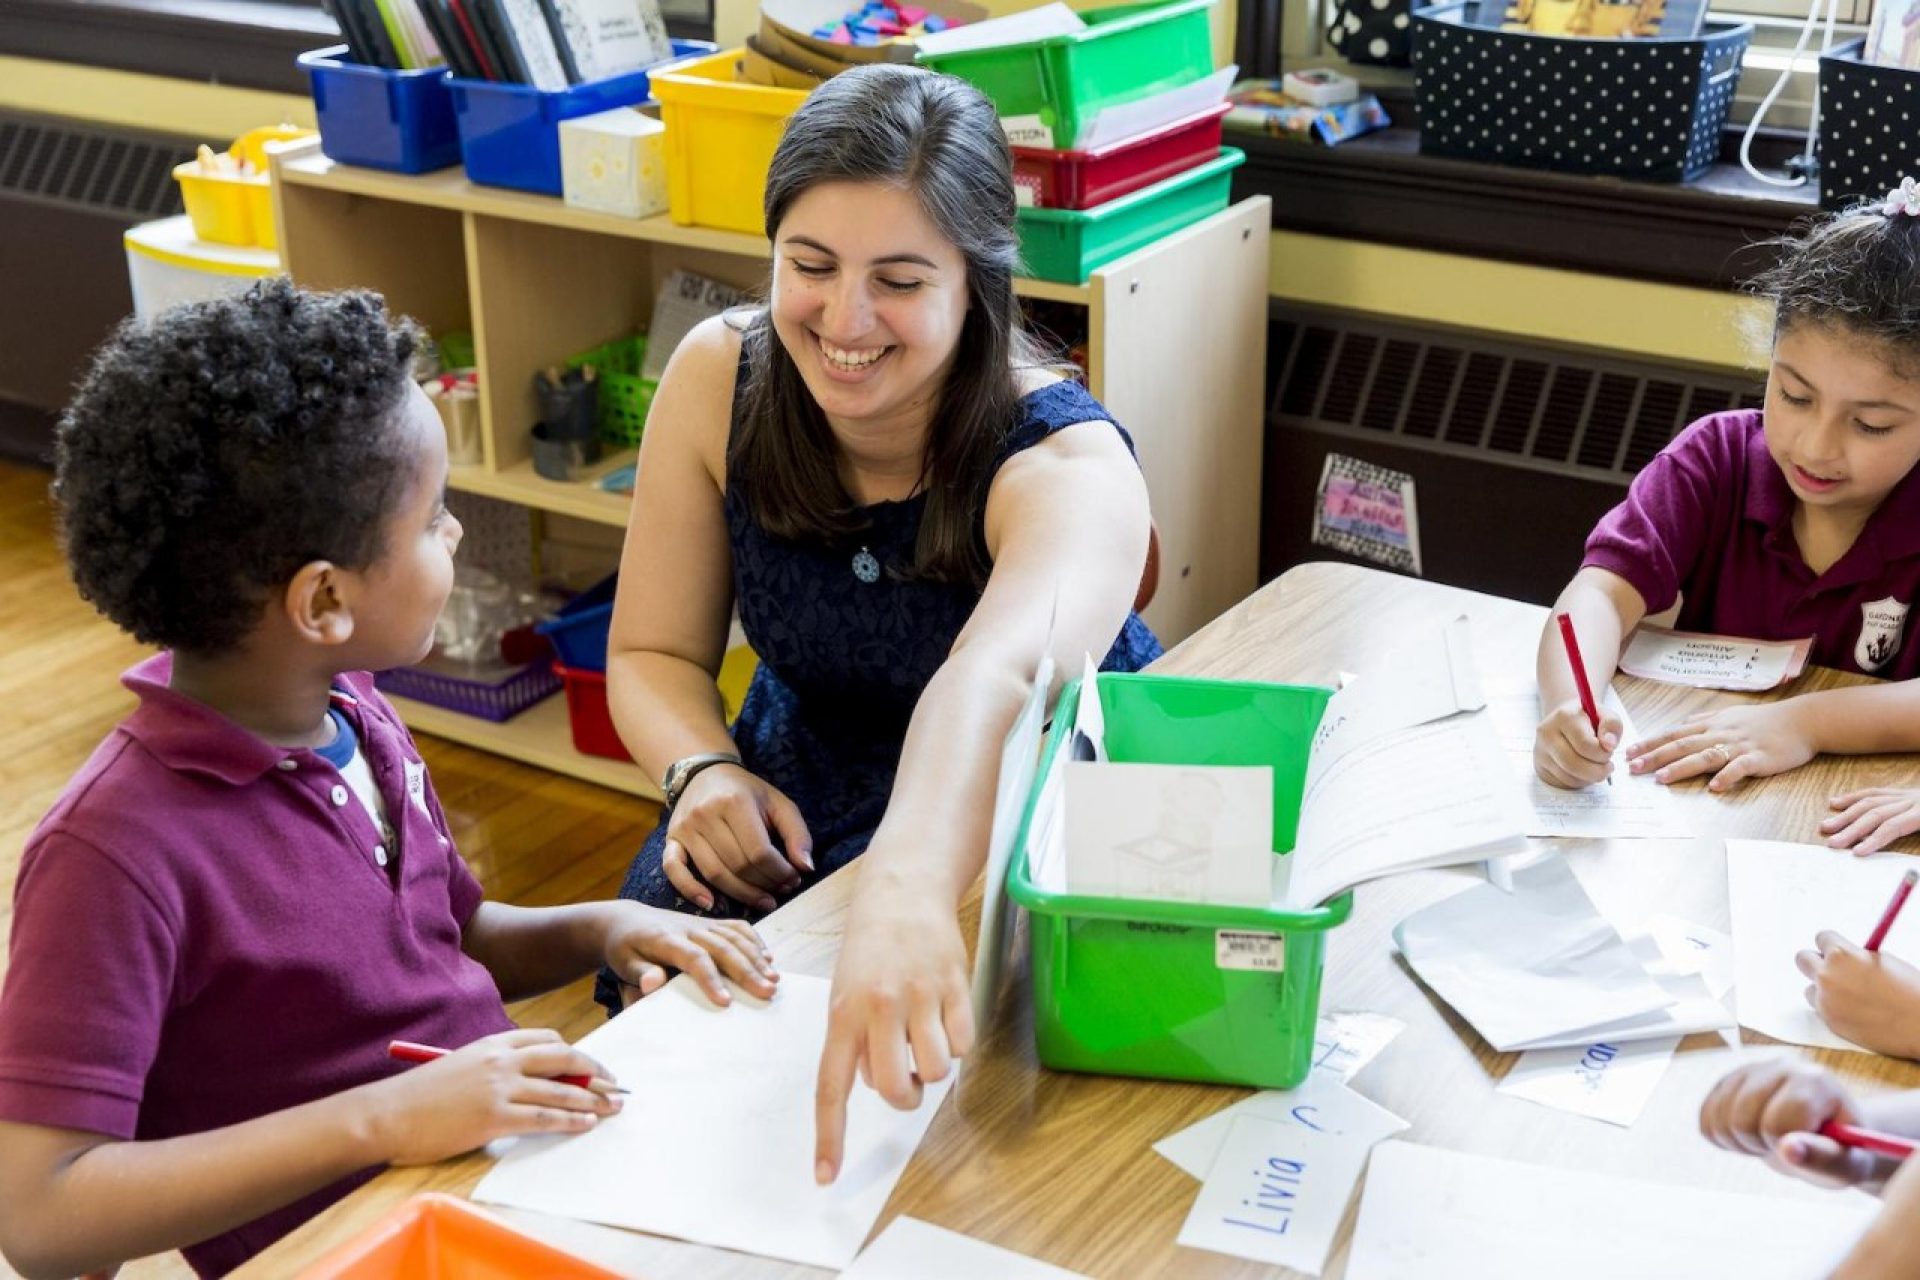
[1584,410,1920,679]
[0,655,513,1276]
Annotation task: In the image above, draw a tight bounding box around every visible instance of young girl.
[1700,1058,1920,1278]
[1535,187,1920,830]
[594,63,1160,1183]
[0,282,775,1278]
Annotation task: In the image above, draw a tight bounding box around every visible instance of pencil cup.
[435,388,482,466]
[531,423,602,481]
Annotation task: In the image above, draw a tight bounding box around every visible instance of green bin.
[566,333,657,448]
[1006,673,1352,1089]
[917,0,1219,152]
[1015,149,1243,284]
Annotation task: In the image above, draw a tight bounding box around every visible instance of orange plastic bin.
[296,1193,624,1279]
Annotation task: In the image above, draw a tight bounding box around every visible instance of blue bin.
[535,574,618,671]
[299,46,462,174]
[448,40,714,195]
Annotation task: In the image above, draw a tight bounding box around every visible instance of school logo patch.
[1856,597,1911,672]
[403,758,431,818]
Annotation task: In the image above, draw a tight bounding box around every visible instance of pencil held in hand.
[1864,868,1920,953]
[1555,611,1611,785]
[387,1039,630,1095]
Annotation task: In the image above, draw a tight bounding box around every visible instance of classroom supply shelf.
[270,138,1268,786]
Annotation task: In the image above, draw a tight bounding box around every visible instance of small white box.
[560,108,669,220]
[1282,68,1360,107]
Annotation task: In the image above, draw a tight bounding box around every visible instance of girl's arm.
[1834,1149,1920,1279]
[812,416,1151,1182]
[0,1031,613,1280]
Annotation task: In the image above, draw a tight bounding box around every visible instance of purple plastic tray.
[375,655,561,722]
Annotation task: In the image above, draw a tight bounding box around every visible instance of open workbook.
[1025,618,1530,911]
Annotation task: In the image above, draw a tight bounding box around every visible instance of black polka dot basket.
[1818,39,1920,211]
[1412,2,1751,183]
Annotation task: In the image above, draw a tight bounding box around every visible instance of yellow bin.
[651,50,810,236]
[174,126,314,249]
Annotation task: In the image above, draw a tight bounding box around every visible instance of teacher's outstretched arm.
[812,416,1150,1183]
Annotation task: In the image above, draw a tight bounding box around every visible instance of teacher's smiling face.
[769,178,971,434]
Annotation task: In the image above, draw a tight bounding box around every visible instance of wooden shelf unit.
[270,140,1269,788]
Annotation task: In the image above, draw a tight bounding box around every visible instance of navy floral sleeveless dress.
[595,360,1160,1012]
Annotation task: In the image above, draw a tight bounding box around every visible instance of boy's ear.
[283,561,355,647]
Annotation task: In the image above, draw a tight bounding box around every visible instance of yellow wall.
[0,56,315,142]
[1269,230,1764,374]
[5,55,1761,374]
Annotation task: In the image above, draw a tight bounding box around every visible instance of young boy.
[0,281,777,1279]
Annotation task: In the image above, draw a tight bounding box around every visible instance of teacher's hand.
[662,765,814,913]
[813,875,972,1184]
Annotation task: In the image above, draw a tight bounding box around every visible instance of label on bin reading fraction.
[1001,114,1055,148]
[1215,929,1285,972]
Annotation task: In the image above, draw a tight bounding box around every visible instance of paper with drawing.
[1482,677,1687,839]
[472,974,952,1270]
[1727,839,1920,1051]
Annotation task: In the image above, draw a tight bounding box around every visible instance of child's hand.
[1626,702,1817,792]
[370,1028,620,1166]
[1824,789,1920,855]
[1797,932,1920,1058]
[603,901,778,1005]
[1534,698,1622,789]
[1699,1059,1885,1190]
[663,765,814,912]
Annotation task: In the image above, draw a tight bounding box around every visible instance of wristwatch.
[661,751,743,809]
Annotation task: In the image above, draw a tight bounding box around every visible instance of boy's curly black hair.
[1748,199,1920,379]
[55,278,423,655]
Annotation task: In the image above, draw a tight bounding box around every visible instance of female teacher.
[597,62,1161,1178]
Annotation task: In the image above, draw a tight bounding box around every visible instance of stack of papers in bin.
[1028,616,1530,909]
[1392,854,1734,1052]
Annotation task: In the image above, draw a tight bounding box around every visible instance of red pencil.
[387,1039,629,1095]
[1864,868,1920,952]
[1555,612,1611,786]
[1820,1120,1917,1161]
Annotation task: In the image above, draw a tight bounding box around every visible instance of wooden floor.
[0,460,662,1280]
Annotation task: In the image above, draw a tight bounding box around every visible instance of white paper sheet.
[1481,678,1689,840]
[973,650,1053,1039]
[1063,762,1275,907]
[1392,856,1677,1053]
[1286,711,1528,908]
[1072,655,1106,762]
[1346,1141,1875,1280]
[1072,65,1237,149]
[1645,914,1735,999]
[1177,1113,1391,1275]
[471,974,953,1270]
[840,1218,1087,1280]
[1619,625,1811,692]
[1307,615,1484,778]
[1309,1008,1406,1082]
[1154,1069,1409,1180]
[1496,1035,1682,1127]
[1727,839,1920,1051]
[913,2,1083,57]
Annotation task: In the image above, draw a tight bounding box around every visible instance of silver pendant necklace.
[851,546,881,584]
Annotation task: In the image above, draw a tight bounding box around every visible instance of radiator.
[1261,303,1766,605]
[0,109,193,464]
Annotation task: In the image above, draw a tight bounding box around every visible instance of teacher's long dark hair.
[729,63,1044,588]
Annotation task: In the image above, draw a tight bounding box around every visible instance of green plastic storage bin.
[917,0,1218,151]
[566,334,657,448]
[1016,148,1243,284]
[1006,673,1353,1089]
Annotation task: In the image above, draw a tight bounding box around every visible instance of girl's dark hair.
[1748,198,1920,377]
[54,278,421,654]
[728,62,1042,586]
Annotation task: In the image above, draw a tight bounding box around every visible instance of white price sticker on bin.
[1216,929,1285,972]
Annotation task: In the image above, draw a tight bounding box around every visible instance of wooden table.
[241,562,1920,1278]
